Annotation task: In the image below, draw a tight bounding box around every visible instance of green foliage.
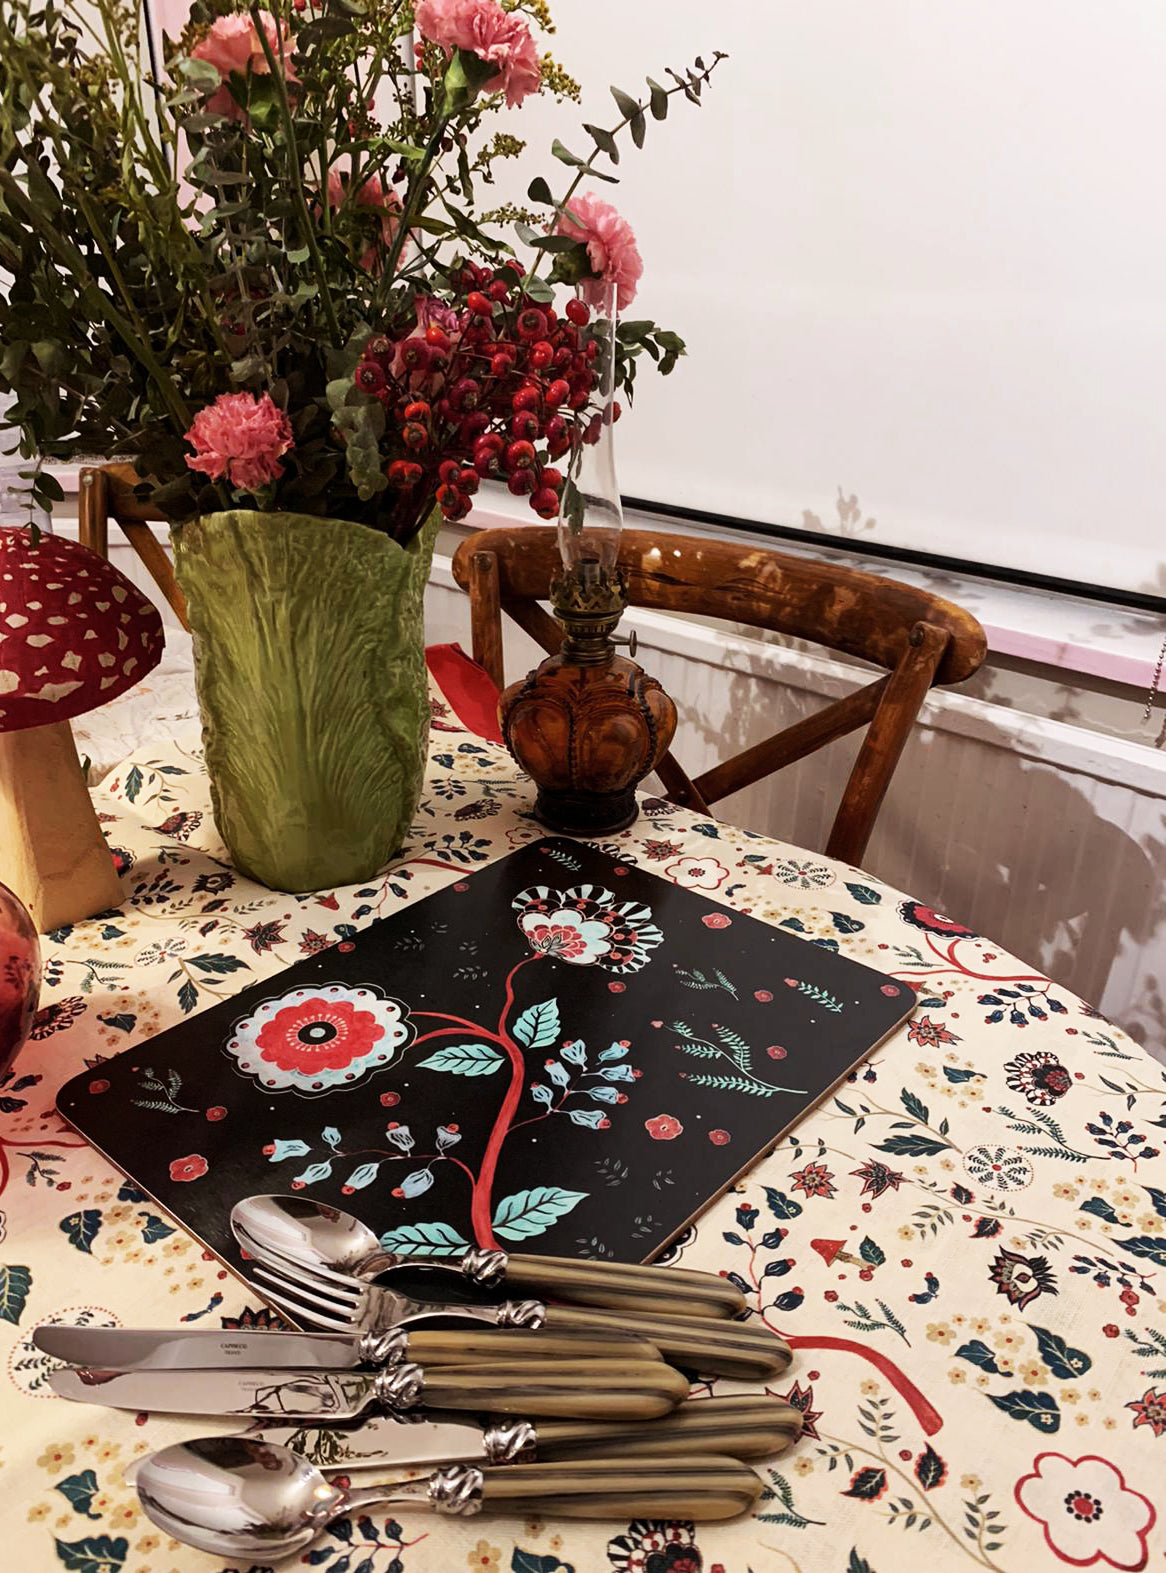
[0,1,724,531]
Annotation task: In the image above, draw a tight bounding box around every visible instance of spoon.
[233,1194,746,1318]
[135,1437,763,1557]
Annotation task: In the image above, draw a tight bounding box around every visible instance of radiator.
[426,557,1166,1058]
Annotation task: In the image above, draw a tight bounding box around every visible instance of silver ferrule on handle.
[429,1464,485,1516]
[482,1420,538,1464]
[372,1361,425,1410]
[358,1327,409,1366]
[495,1299,546,1329]
[460,1246,510,1288]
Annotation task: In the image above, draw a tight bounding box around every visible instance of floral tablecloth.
[4,683,1166,1573]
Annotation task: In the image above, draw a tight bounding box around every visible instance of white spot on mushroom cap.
[0,670,17,695]
[98,653,115,669]
[61,651,81,671]
[26,601,41,610]
[112,586,126,603]
[26,634,52,648]
[68,593,81,606]
[27,679,82,703]
[5,613,28,628]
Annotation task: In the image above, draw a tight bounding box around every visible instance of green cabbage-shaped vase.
[172,508,437,892]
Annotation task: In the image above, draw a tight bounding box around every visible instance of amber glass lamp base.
[500,569,678,837]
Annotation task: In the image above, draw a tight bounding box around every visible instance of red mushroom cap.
[0,526,164,733]
[810,1238,845,1266]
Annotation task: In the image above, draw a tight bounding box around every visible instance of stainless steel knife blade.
[34,1325,375,1371]
[49,1365,383,1420]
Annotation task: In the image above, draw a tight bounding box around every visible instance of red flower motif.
[766,1045,787,1060]
[380,1091,400,1108]
[170,1154,208,1183]
[708,1129,730,1146]
[645,1113,683,1141]
[906,1014,959,1046]
[608,981,626,993]
[88,1079,110,1095]
[790,1161,836,1199]
[754,989,773,1002]
[1127,1386,1166,1437]
[851,1158,905,1199]
[205,1106,227,1121]
[255,997,386,1074]
[701,912,731,929]
[881,983,901,997]
[898,900,976,939]
[1103,1323,1120,1338]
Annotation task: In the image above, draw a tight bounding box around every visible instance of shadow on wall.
[651,652,1166,1058]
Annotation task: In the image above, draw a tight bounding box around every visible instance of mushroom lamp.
[0,526,164,930]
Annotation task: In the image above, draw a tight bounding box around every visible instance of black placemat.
[58,839,913,1268]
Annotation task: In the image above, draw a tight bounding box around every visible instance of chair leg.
[826,621,949,867]
[78,468,109,557]
[468,550,505,690]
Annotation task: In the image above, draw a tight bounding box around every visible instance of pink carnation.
[326,169,405,273]
[191,12,296,120]
[556,193,643,312]
[185,392,294,493]
[414,0,540,108]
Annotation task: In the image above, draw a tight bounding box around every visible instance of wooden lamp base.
[499,569,678,837]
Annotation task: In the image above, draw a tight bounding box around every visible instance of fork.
[247,1241,791,1383]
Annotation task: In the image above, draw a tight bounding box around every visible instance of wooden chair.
[452,526,987,867]
[78,463,191,631]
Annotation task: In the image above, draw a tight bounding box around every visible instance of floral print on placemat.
[1,679,1164,1570]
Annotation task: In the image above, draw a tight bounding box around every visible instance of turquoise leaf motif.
[378,1221,469,1257]
[418,1042,504,1076]
[512,998,560,1050]
[493,1186,588,1241]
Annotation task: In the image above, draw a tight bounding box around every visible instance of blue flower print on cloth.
[225,983,414,1094]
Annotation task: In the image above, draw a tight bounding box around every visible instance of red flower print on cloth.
[664,855,728,891]
[898,899,977,939]
[1126,1386,1166,1437]
[988,1247,1058,1311]
[170,1154,208,1183]
[1016,1452,1156,1570]
[1006,1049,1073,1106]
[708,1129,730,1145]
[645,1114,683,1141]
[513,883,663,974]
[851,1158,905,1199]
[607,1519,701,1573]
[790,1161,836,1199]
[701,911,732,929]
[225,983,413,1094]
[907,1014,961,1046]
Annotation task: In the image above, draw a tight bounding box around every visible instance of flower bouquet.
[0,0,721,890]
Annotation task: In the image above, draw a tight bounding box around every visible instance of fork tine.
[251,1264,361,1327]
[251,1258,361,1308]
[254,1278,356,1332]
[237,1232,368,1301]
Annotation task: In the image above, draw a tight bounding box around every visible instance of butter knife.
[33,1323,658,1371]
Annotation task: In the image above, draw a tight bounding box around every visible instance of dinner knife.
[33,1323,659,1372]
[243,1394,804,1469]
[48,1356,689,1421]
[122,1396,802,1484]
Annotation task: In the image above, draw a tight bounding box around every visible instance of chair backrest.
[452,525,987,867]
[78,463,191,631]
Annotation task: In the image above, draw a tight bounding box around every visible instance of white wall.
[493,1,1166,597]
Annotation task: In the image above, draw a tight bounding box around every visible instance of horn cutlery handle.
[543,1304,790,1382]
[416,1357,688,1420]
[534,1394,803,1460]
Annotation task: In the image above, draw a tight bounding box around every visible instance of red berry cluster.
[354,262,618,525]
